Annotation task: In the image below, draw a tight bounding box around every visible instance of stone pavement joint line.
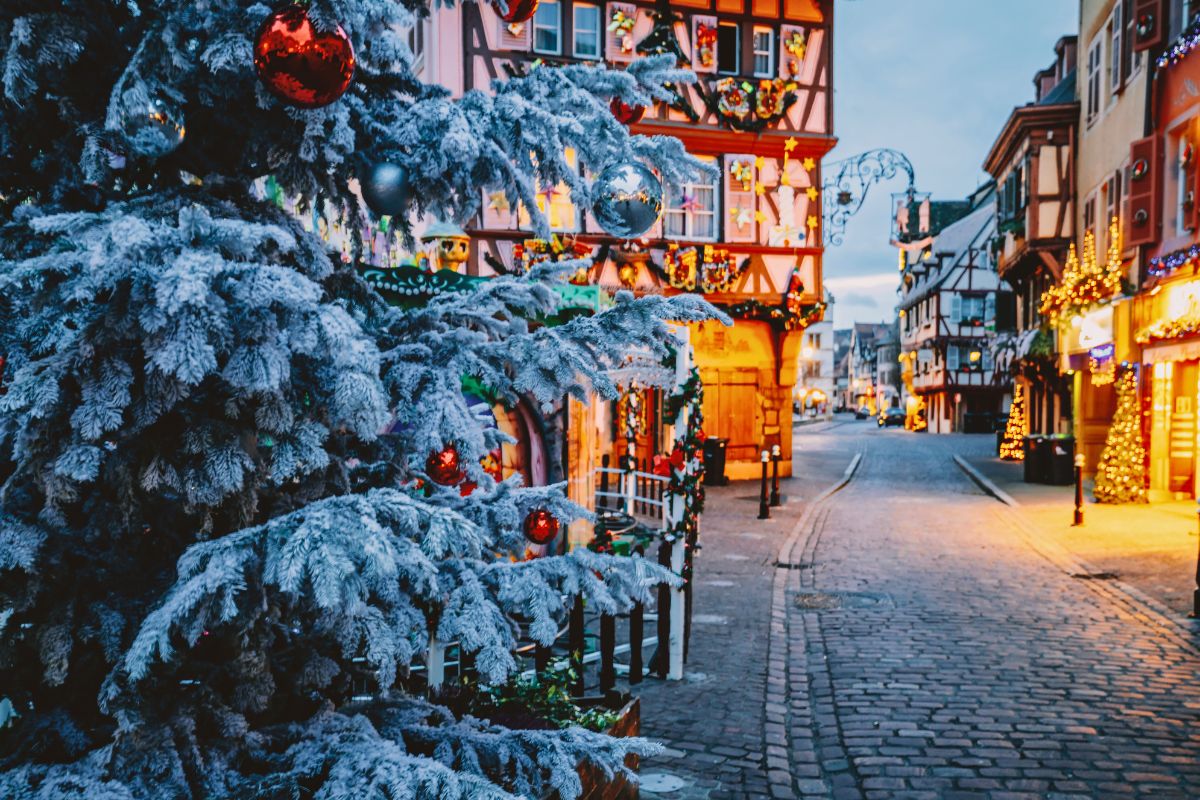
[770,452,863,799]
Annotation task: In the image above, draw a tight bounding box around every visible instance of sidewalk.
[953,435,1200,617]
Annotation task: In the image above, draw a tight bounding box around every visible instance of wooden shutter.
[984,293,996,326]
[692,15,717,74]
[947,345,960,371]
[724,154,757,243]
[1132,0,1166,52]
[605,3,638,62]
[950,294,963,324]
[1127,135,1161,246]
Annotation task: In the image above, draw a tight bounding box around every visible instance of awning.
[1143,338,1200,364]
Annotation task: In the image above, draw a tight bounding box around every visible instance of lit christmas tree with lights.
[1093,366,1148,504]
[999,382,1028,461]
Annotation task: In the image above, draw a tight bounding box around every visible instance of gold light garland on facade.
[1039,217,1124,327]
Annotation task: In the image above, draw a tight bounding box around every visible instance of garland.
[708,77,798,133]
[664,365,706,586]
[512,235,593,284]
[1158,14,1200,69]
[1136,313,1200,344]
[1148,242,1200,278]
[727,271,823,330]
[662,243,745,293]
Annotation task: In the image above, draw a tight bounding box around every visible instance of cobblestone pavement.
[636,420,860,800]
[779,430,1200,799]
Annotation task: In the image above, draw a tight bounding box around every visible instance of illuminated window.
[665,156,718,240]
[533,0,561,55]
[573,3,601,59]
[752,27,775,77]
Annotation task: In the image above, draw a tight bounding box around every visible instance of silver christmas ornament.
[361,161,409,217]
[590,162,663,239]
[120,98,186,158]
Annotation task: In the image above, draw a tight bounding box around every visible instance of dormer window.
[533,0,562,55]
[752,27,775,77]
[717,22,740,74]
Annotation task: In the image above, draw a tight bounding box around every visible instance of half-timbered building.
[898,187,1016,434]
[414,0,835,480]
[983,36,1078,438]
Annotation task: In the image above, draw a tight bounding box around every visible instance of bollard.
[757,449,771,520]
[1073,453,1084,527]
[629,602,644,685]
[769,444,782,507]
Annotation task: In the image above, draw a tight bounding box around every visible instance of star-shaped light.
[755,210,767,223]
[784,137,798,154]
[807,214,819,229]
[806,187,819,201]
[488,191,510,212]
[731,207,753,226]
[755,156,766,169]
[755,183,766,196]
[802,157,816,171]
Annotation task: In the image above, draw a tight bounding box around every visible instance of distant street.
[641,419,1200,800]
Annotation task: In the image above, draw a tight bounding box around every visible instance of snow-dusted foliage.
[0,1,722,797]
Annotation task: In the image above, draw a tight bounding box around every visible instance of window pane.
[533,1,560,53]
[574,5,600,57]
[717,24,739,73]
[665,212,686,237]
[693,212,714,239]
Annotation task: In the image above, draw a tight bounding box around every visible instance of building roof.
[899,197,997,308]
[1039,68,1076,106]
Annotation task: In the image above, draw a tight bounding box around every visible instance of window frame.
[532,0,562,56]
[663,161,720,241]
[751,26,775,78]
[1108,6,1122,95]
[1086,36,1103,125]
[572,2,601,59]
[717,22,741,75]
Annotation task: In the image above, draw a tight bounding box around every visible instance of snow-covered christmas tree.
[0,2,721,797]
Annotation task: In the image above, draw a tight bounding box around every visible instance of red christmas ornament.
[610,97,645,126]
[254,5,355,109]
[426,445,464,486]
[523,509,560,545]
[492,0,539,23]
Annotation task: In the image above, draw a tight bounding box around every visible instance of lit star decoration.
[783,137,798,155]
[802,156,816,171]
[806,187,819,201]
[487,191,510,212]
[755,183,766,196]
[731,207,754,226]
[754,210,766,223]
[807,214,819,230]
[755,156,765,169]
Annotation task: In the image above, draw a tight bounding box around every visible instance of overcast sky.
[823,0,1079,330]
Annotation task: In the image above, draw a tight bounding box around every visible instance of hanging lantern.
[426,445,464,486]
[523,508,560,545]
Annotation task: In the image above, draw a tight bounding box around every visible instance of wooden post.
[569,596,585,697]
[655,537,671,679]
[629,602,644,685]
[426,633,445,695]
[668,529,685,681]
[599,614,616,693]
[599,453,610,510]
[623,452,635,515]
[534,644,551,674]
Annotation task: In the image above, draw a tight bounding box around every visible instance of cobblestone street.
[639,420,1200,799]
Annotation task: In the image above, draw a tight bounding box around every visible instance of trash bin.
[702,438,728,486]
[1046,435,1076,486]
[963,412,992,433]
[1023,435,1047,483]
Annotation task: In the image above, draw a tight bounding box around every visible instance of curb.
[952,455,1200,655]
[952,455,1020,507]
